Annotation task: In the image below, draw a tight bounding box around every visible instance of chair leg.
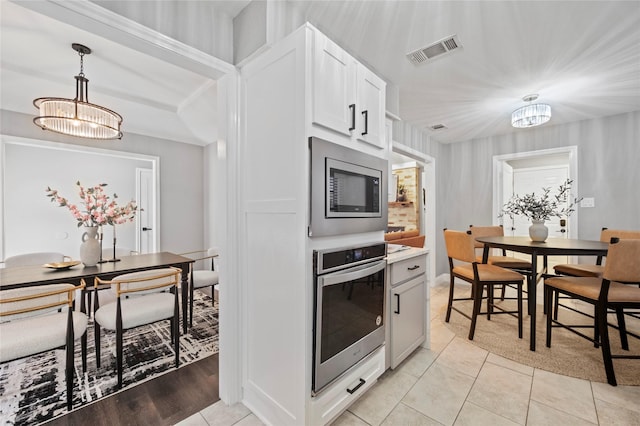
[189,283,195,328]
[81,332,87,373]
[517,281,523,339]
[553,291,559,320]
[445,274,455,322]
[65,310,75,411]
[174,292,180,368]
[116,326,123,389]
[116,300,124,389]
[616,308,629,350]
[469,283,483,340]
[94,321,101,368]
[487,285,493,321]
[545,285,553,348]
[594,305,600,348]
[597,301,617,386]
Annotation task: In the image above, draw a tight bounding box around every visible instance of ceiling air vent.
[430,124,447,131]
[407,35,462,65]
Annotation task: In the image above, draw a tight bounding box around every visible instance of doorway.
[390,142,436,287]
[493,146,579,267]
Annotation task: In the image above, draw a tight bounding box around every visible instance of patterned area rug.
[0,292,219,425]
[441,297,640,385]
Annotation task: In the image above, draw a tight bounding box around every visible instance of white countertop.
[386,245,429,264]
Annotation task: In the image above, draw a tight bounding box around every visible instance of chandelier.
[33,43,123,140]
[511,94,551,128]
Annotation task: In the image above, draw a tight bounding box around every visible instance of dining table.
[0,252,194,333]
[475,236,609,351]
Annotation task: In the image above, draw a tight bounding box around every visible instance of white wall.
[1,109,207,258]
[2,141,148,259]
[435,110,640,275]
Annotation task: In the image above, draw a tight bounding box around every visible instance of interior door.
[512,167,569,238]
[512,166,570,267]
[136,168,154,253]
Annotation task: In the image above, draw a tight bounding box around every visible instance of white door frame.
[391,142,436,289]
[493,146,579,239]
[135,167,155,254]
[14,1,242,403]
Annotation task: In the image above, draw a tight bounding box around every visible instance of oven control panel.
[315,243,386,275]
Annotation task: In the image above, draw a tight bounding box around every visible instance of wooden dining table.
[0,252,194,333]
[475,236,609,351]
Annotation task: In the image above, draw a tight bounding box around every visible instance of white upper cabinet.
[355,64,385,148]
[312,32,385,148]
[312,34,356,137]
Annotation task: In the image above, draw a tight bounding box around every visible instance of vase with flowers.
[499,179,581,242]
[46,182,137,266]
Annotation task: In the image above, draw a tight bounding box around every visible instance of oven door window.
[320,269,384,363]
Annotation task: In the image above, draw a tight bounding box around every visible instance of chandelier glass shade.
[511,94,551,128]
[33,44,123,140]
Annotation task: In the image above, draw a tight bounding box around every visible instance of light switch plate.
[580,197,595,208]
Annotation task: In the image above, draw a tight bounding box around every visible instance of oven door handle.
[320,260,386,287]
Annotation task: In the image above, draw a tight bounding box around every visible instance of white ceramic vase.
[529,219,549,242]
[80,226,101,266]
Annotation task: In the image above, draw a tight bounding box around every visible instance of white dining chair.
[0,282,88,410]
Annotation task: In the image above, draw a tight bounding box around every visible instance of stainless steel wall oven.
[312,243,386,394]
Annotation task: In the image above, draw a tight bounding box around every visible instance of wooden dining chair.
[545,238,640,385]
[93,267,181,388]
[469,225,533,300]
[551,228,640,322]
[0,282,88,410]
[553,228,640,277]
[444,229,525,340]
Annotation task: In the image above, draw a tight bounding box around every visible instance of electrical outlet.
[580,197,595,208]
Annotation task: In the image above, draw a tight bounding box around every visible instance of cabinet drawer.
[390,254,426,285]
[309,347,384,426]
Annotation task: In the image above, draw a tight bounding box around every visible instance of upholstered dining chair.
[545,238,640,386]
[93,267,181,388]
[469,225,533,300]
[551,228,640,321]
[443,229,525,340]
[3,252,70,268]
[0,282,88,410]
[179,248,219,327]
[553,228,640,277]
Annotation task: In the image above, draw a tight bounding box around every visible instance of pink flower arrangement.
[46,181,137,227]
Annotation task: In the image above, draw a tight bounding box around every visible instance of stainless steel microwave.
[309,137,387,237]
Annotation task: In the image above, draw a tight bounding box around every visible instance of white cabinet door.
[356,64,386,148]
[312,32,356,136]
[390,275,426,369]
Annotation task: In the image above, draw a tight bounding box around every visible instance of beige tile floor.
[177,281,640,426]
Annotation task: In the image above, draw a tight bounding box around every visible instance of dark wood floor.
[44,354,219,426]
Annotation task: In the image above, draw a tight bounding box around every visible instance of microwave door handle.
[321,260,386,287]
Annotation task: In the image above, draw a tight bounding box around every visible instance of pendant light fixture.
[511,94,551,128]
[33,43,123,140]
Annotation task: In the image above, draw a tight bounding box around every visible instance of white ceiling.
[2,1,639,145]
